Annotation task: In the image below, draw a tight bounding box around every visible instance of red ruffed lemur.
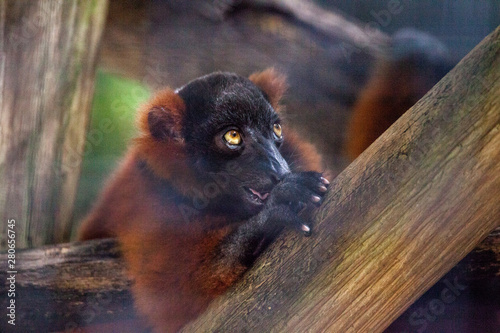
[78,69,329,332]
[345,29,454,160]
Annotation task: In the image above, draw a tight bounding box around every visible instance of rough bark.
[0,239,134,332]
[0,0,109,249]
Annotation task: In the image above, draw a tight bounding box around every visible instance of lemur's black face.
[177,73,290,217]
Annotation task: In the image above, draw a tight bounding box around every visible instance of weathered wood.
[0,0,109,249]
[386,227,500,332]
[0,239,135,331]
[182,26,500,332]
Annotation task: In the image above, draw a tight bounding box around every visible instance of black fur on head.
[175,71,291,218]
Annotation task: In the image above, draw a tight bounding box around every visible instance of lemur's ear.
[249,68,288,110]
[138,88,185,142]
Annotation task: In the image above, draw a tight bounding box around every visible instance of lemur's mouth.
[245,187,270,205]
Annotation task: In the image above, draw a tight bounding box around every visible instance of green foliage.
[72,71,150,233]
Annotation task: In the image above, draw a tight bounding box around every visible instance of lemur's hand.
[264,172,329,236]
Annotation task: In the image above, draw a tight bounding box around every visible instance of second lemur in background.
[345,29,454,160]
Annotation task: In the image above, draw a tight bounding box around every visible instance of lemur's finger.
[289,214,312,236]
[299,223,312,237]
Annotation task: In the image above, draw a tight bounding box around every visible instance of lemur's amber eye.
[224,130,242,145]
[273,123,282,138]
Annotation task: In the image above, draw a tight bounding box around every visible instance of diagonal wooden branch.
[182,26,500,332]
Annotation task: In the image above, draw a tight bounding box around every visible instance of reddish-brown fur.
[345,59,419,161]
[78,69,323,332]
[345,52,450,161]
[248,68,287,111]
